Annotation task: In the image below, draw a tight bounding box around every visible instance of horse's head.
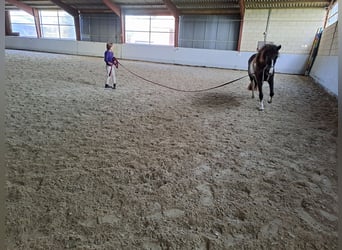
[257,44,281,73]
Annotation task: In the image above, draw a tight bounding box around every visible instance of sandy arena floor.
[5,50,338,249]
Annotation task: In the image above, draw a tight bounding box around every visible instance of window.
[10,10,37,37]
[40,10,76,39]
[9,9,76,39]
[326,2,338,27]
[125,16,175,46]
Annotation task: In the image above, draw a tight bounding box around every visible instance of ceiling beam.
[49,0,78,16]
[121,8,171,16]
[162,0,180,17]
[245,0,330,3]
[245,0,330,8]
[5,0,34,15]
[239,0,245,18]
[180,9,240,15]
[102,0,121,16]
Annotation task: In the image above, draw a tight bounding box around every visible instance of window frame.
[125,15,175,46]
[326,2,338,27]
[39,10,76,40]
[9,10,37,37]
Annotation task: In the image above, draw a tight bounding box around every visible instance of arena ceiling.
[5,0,334,16]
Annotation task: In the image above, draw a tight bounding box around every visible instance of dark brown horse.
[248,44,281,110]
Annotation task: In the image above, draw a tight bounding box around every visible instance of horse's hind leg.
[247,76,255,98]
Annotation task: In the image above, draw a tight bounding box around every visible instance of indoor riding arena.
[4,0,338,249]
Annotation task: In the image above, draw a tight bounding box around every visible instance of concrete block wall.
[241,8,326,54]
[309,21,338,96]
[317,22,338,56]
[240,9,269,51]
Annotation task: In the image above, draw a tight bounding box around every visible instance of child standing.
[104,42,117,89]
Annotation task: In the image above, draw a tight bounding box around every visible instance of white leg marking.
[259,100,264,111]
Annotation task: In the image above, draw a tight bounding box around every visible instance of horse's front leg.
[258,82,264,111]
[251,79,255,99]
[268,76,274,103]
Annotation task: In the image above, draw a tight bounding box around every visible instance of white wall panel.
[310,55,338,95]
[5,36,307,75]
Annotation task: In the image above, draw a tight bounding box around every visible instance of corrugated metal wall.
[80,14,121,43]
[178,15,240,50]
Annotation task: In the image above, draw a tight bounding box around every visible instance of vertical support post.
[5,11,12,35]
[263,9,271,43]
[121,13,125,43]
[32,8,41,38]
[162,0,180,47]
[237,0,245,51]
[74,15,81,41]
[237,19,244,51]
[174,16,179,47]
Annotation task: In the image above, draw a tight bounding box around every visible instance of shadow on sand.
[191,92,241,110]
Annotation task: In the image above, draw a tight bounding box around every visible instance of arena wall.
[5,36,307,74]
[309,22,338,96]
[5,8,338,95]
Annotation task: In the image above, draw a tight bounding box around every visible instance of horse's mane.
[256,44,280,65]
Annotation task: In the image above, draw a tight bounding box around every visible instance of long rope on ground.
[119,62,248,93]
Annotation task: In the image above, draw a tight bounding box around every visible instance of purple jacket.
[104,50,114,66]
